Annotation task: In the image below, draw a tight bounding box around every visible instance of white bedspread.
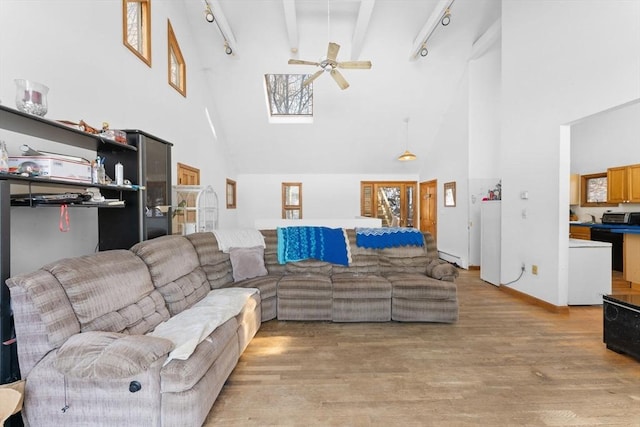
[148,287,258,365]
[212,229,266,253]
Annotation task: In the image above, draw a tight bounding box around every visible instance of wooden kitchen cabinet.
[570,173,580,205]
[608,164,640,203]
[570,225,591,240]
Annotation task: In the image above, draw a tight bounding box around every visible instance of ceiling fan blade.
[303,70,324,86]
[327,42,340,61]
[330,69,350,90]
[288,59,320,66]
[338,60,372,69]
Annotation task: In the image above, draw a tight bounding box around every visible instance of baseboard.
[468,265,480,271]
[499,285,570,314]
[632,282,640,291]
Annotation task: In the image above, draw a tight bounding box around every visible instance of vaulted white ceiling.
[184,0,500,174]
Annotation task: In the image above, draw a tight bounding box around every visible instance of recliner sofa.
[6,228,458,427]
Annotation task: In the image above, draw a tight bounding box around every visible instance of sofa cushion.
[285,259,333,275]
[131,235,210,315]
[54,331,173,379]
[386,273,457,300]
[229,246,268,282]
[44,250,169,334]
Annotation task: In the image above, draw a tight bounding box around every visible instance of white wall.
[501,0,640,305]
[468,43,501,267]
[570,100,640,222]
[418,71,471,268]
[236,173,418,229]
[0,0,236,274]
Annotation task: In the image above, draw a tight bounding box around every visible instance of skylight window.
[264,74,313,123]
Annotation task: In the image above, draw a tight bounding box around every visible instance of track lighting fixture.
[413,0,455,59]
[204,1,215,23]
[224,42,232,55]
[441,8,451,26]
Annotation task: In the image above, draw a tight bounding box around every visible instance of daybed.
[6,227,458,427]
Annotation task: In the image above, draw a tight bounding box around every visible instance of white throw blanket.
[213,229,266,253]
[148,288,258,365]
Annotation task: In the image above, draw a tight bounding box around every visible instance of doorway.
[419,180,437,242]
[360,181,417,227]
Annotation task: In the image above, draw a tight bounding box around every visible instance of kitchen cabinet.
[623,233,640,289]
[569,224,591,240]
[570,173,580,205]
[607,164,640,203]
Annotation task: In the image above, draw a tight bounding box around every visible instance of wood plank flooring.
[204,270,640,426]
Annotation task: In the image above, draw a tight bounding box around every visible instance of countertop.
[569,238,612,248]
[570,222,640,234]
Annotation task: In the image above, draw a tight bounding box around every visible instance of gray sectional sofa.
[6,228,458,427]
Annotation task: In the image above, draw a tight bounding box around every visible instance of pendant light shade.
[398,150,417,161]
[398,118,417,161]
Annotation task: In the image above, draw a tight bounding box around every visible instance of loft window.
[167,20,186,97]
[123,0,151,66]
[264,74,313,123]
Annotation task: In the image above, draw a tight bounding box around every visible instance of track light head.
[205,6,215,23]
[419,44,428,57]
[224,43,233,55]
[441,8,451,26]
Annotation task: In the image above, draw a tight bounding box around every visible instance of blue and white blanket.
[355,227,424,249]
[277,226,351,266]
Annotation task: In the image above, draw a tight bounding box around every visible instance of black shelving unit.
[99,129,172,250]
[0,105,171,415]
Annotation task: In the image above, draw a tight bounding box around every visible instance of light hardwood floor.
[204,270,640,426]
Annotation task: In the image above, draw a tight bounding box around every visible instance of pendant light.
[398,118,417,161]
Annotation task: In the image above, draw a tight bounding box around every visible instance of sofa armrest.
[425,259,459,282]
[54,331,173,379]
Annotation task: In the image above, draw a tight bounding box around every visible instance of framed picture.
[444,181,456,207]
[226,179,236,209]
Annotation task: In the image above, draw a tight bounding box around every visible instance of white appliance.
[568,238,612,305]
[480,201,501,286]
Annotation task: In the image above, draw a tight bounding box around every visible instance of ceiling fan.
[288,42,372,90]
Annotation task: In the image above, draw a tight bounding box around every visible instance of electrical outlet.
[532,265,538,275]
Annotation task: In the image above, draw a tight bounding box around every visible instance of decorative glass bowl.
[15,79,49,116]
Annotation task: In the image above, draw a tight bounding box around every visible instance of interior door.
[420,180,437,241]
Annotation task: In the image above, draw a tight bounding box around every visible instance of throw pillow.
[229,246,268,282]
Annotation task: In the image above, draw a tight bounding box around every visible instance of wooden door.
[177,162,200,185]
[420,180,437,241]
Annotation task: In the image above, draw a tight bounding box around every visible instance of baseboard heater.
[438,251,460,266]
